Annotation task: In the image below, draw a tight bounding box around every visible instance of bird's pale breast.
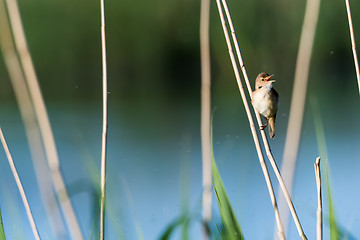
[252,86,277,118]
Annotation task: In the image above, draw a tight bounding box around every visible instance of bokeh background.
[0,0,360,239]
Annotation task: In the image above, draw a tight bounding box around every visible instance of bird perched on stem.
[251,72,279,138]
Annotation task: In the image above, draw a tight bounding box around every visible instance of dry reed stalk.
[224,5,306,238]
[221,0,310,238]
[0,1,67,237]
[344,0,360,95]
[218,0,311,238]
[278,0,320,235]
[99,0,108,239]
[200,0,212,237]
[4,0,83,238]
[314,157,322,240]
[215,1,287,239]
[0,128,40,240]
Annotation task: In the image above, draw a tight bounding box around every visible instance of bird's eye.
[261,79,264,81]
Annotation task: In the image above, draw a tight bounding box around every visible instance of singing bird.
[251,72,279,138]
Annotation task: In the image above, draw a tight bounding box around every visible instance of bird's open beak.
[265,74,275,83]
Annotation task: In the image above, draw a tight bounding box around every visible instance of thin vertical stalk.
[279,0,320,234]
[314,157,322,240]
[0,1,67,237]
[312,98,340,239]
[215,1,286,239]
[200,0,211,238]
[218,0,309,238]
[4,0,83,238]
[344,0,360,95]
[99,0,108,239]
[0,128,40,240]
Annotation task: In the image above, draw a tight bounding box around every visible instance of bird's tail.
[268,117,275,138]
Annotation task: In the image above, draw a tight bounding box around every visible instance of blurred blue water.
[0,87,359,240]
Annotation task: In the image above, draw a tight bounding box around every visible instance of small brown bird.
[251,72,279,138]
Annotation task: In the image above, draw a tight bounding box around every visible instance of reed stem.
[279,0,320,234]
[99,0,108,238]
[314,157,322,240]
[344,0,360,95]
[200,0,212,238]
[215,1,286,238]
[4,0,83,238]
[0,1,66,236]
[0,128,40,240]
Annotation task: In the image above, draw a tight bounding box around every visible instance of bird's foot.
[259,123,267,130]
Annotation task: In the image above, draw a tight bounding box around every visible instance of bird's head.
[255,72,275,90]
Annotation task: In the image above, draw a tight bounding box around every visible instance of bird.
[251,72,279,138]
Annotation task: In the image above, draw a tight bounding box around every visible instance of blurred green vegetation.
[0,0,359,103]
[0,208,5,240]
[212,148,243,240]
